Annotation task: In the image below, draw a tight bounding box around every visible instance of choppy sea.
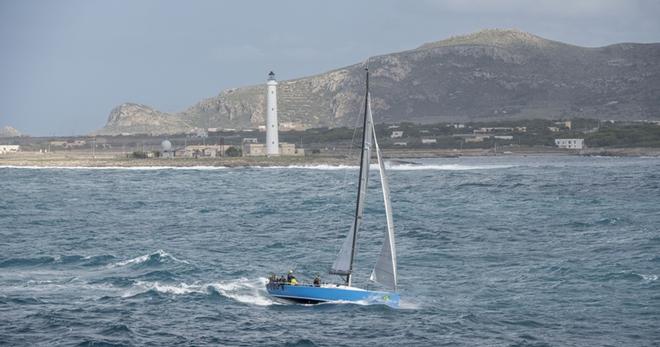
[1,155,658,346]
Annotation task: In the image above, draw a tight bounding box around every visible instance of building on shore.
[0,145,20,154]
[474,127,514,134]
[242,140,303,157]
[182,145,235,158]
[453,134,490,143]
[555,138,584,149]
[465,135,489,143]
[390,131,404,138]
[554,120,572,130]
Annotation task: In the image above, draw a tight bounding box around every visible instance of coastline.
[1,147,659,168]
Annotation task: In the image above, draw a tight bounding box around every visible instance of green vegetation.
[130,151,148,158]
[225,146,242,157]
[287,118,660,149]
[586,124,660,147]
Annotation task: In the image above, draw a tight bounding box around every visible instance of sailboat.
[266,68,400,307]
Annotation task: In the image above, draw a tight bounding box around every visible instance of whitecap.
[120,277,277,306]
[640,274,658,282]
[251,163,515,171]
[110,249,190,268]
[387,164,515,171]
[208,277,277,306]
[251,165,357,170]
[122,281,206,297]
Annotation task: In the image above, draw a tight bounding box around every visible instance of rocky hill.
[95,29,660,135]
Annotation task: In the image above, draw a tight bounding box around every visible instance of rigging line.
[341,95,366,190]
[337,76,368,233]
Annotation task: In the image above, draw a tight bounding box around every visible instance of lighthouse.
[266,71,279,156]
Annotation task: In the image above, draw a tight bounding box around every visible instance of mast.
[346,68,371,287]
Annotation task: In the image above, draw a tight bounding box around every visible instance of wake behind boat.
[266,68,400,307]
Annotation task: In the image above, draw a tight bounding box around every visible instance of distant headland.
[93,29,660,136]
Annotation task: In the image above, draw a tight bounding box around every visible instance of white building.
[465,135,489,143]
[555,138,584,149]
[390,130,404,138]
[0,145,19,154]
[243,142,303,157]
[183,145,233,158]
[266,71,279,156]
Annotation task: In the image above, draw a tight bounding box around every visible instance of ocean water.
[1,156,658,346]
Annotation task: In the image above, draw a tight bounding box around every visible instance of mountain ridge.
[95,29,660,135]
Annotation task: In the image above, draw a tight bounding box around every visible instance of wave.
[121,277,276,306]
[637,273,658,282]
[252,163,516,171]
[0,256,57,267]
[0,254,116,268]
[387,164,515,171]
[122,281,207,298]
[110,250,190,268]
[252,165,357,170]
[207,277,276,306]
[1,163,515,171]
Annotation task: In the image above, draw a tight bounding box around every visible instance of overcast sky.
[2,0,660,136]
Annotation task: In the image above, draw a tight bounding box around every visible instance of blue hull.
[266,283,399,307]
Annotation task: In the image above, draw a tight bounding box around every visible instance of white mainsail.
[330,72,397,292]
[330,96,373,277]
[368,98,398,291]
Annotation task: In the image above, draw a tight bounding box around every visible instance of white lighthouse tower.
[266,71,279,156]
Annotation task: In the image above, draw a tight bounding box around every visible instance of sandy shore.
[1,147,659,168]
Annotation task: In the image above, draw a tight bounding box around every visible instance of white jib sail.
[330,96,373,276]
[368,98,398,291]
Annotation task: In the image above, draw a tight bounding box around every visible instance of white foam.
[1,163,515,171]
[122,281,206,297]
[640,274,658,282]
[208,277,276,306]
[387,164,515,171]
[251,165,357,170]
[252,163,515,171]
[110,249,190,267]
[120,277,277,306]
